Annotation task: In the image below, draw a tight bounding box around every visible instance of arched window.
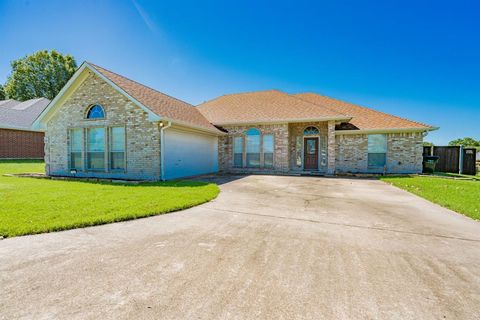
[303,126,319,135]
[246,128,261,135]
[246,128,261,167]
[86,104,105,119]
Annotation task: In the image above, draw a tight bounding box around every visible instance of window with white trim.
[368,134,387,168]
[246,128,261,167]
[69,128,83,170]
[232,128,276,168]
[233,136,244,167]
[263,134,274,167]
[110,127,125,170]
[87,128,105,170]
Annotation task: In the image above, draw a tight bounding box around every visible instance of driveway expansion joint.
[206,206,480,243]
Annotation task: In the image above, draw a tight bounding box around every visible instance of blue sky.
[1,0,478,144]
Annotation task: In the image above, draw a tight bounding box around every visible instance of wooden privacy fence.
[463,149,477,175]
[423,146,477,175]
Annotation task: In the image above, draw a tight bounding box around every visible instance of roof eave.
[32,62,162,130]
[32,62,90,130]
[0,124,43,132]
[160,117,225,135]
[335,126,438,135]
[86,63,162,122]
[211,116,353,126]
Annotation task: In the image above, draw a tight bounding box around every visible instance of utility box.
[423,155,439,174]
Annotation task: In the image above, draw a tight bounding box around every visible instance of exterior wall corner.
[327,120,336,174]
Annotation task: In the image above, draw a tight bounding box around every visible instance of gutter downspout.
[160,121,172,181]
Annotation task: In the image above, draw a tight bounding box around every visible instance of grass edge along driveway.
[0,161,219,238]
[381,175,479,220]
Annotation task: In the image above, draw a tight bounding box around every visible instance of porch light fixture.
[159,121,164,127]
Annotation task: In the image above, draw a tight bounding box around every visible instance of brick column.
[327,120,336,175]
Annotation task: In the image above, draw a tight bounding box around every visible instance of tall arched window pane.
[246,128,260,167]
[86,105,105,119]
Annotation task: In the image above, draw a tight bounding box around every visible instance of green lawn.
[381,175,480,220]
[434,172,480,181]
[0,160,219,238]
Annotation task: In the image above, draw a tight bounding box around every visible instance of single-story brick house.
[0,98,50,159]
[34,62,437,180]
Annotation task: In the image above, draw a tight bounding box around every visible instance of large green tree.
[448,137,480,150]
[4,50,77,101]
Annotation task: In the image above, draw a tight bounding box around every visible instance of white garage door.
[164,128,218,180]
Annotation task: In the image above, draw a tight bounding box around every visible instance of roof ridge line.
[291,93,349,118]
[197,89,285,108]
[87,62,196,108]
[298,92,433,128]
[227,89,284,96]
[84,62,221,134]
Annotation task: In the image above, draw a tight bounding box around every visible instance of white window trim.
[68,126,128,173]
[109,126,127,172]
[233,135,244,168]
[232,128,276,169]
[367,134,388,168]
[86,127,107,172]
[69,128,84,171]
[263,134,275,168]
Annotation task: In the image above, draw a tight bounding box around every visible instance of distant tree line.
[448,137,480,151]
[424,138,480,150]
[0,50,77,101]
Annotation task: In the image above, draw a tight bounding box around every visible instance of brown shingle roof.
[89,63,221,133]
[294,93,433,131]
[197,90,350,125]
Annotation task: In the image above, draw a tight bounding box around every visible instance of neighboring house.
[34,62,436,180]
[0,98,50,159]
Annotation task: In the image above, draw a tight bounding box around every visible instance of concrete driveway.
[1,175,480,319]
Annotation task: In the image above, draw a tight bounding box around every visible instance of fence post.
[459,145,464,174]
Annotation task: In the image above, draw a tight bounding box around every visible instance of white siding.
[164,128,218,180]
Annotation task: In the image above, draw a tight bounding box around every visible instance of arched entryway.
[303,126,319,170]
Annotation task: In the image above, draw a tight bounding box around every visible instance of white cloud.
[131,0,159,35]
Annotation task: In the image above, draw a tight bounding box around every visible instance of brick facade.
[218,121,341,174]
[43,71,424,178]
[219,123,423,175]
[0,129,44,159]
[327,121,336,174]
[45,73,162,180]
[335,132,423,174]
[218,124,289,173]
[386,132,424,173]
[288,122,329,172]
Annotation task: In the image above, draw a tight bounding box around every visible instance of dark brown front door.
[304,138,318,170]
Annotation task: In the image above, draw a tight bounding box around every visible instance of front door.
[304,138,319,170]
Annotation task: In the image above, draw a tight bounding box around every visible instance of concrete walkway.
[1,175,479,319]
